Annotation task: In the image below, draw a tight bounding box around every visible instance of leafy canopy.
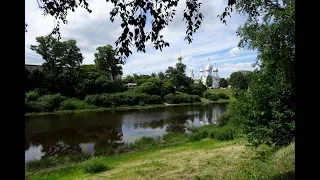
[28,0,261,61]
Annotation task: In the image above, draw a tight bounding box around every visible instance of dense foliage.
[164,93,201,104]
[25,38,211,114]
[85,93,162,107]
[205,76,213,88]
[229,71,252,91]
[219,78,229,88]
[224,0,295,147]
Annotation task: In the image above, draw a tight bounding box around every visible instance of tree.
[229,71,251,90]
[219,78,228,88]
[122,75,134,84]
[151,73,157,78]
[94,45,123,82]
[160,81,175,97]
[30,36,83,96]
[205,76,213,88]
[25,68,31,92]
[228,0,295,147]
[157,72,165,80]
[133,82,160,96]
[188,83,207,96]
[165,63,189,91]
[32,0,246,60]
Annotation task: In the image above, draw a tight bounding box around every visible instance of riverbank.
[26,137,295,180]
[25,99,231,117]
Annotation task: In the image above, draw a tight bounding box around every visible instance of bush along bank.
[25,90,212,114]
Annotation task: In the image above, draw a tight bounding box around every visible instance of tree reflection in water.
[25,104,228,162]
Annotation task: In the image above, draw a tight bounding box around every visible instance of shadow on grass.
[270,171,295,180]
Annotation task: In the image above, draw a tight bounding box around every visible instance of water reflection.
[25,103,227,162]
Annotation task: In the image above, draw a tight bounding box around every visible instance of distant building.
[191,59,220,89]
[125,83,137,88]
[25,64,43,72]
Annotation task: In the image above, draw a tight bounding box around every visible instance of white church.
[178,53,220,89]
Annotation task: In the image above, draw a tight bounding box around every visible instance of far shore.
[25,99,231,117]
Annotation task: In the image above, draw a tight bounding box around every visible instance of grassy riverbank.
[26,124,294,180]
[26,139,294,180]
[25,99,230,117]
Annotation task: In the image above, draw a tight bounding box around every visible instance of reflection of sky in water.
[80,143,95,154]
[121,125,167,144]
[25,104,227,163]
[25,145,45,162]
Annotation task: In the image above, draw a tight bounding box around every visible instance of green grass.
[25,123,294,180]
[67,99,98,109]
[26,138,294,180]
[81,159,109,174]
[207,88,236,102]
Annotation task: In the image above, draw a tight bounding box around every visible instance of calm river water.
[25,103,228,162]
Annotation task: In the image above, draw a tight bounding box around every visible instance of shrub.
[25,91,40,101]
[164,93,201,104]
[217,93,230,100]
[217,111,231,127]
[59,99,76,110]
[85,93,162,107]
[133,82,160,96]
[255,144,276,161]
[189,130,209,142]
[131,137,157,150]
[35,94,66,112]
[82,159,108,174]
[160,81,175,97]
[25,100,38,113]
[208,124,236,141]
[203,91,219,101]
[188,83,207,96]
[26,153,91,171]
[207,94,219,101]
[202,91,211,98]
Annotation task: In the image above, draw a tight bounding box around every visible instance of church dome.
[200,68,203,72]
[204,63,212,71]
[213,67,218,72]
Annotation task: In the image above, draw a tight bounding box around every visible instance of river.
[25,103,228,162]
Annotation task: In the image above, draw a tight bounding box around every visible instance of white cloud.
[217,62,255,78]
[25,0,256,78]
[229,47,242,57]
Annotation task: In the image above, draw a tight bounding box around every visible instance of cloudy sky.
[25,0,257,78]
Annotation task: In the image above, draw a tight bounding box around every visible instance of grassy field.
[207,88,236,101]
[25,138,294,180]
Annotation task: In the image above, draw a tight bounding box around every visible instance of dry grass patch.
[84,141,249,180]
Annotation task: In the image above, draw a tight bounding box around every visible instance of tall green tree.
[94,45,123,82]
[30,36,83,96]
[229,71,252,90]
[205,76,213,88]
[151,73,157,78]
[228,0,295,147]
[165,63,189,91]
[219,78,228,88]
[157,72,166,80]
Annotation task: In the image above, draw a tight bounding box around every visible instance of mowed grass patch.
[207,88,236,101]
[26,138,294,180]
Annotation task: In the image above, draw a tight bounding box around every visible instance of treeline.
[25,35,232,113]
